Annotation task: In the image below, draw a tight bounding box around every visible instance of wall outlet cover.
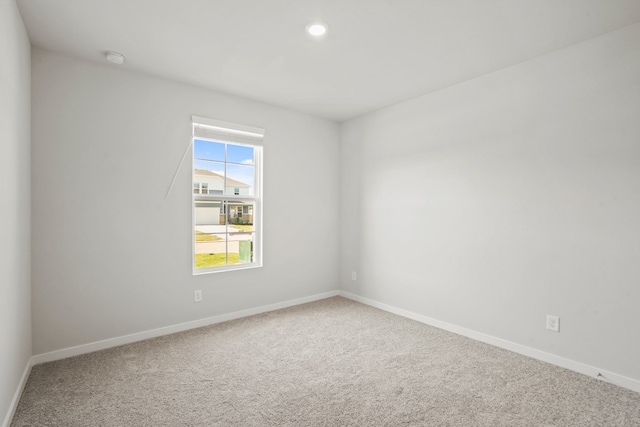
[546,315,560,332]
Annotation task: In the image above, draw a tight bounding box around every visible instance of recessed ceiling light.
[306,22,328,37]
[105,51,125,65]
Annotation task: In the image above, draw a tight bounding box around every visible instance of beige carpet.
[11,296,640,426]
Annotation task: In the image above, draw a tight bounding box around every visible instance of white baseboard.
[338,290,640,394]
[32,290,339,365]
[2,356,34,427]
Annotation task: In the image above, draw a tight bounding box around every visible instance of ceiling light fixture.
[306,22,328,37]
[105,51,125,65]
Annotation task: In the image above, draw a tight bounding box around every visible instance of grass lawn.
[195,252,239,268]
[195,230,221,241]
[229,225,253,231]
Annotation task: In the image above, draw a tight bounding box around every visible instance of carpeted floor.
[11,296,640,426]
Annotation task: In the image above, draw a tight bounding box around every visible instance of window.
[192,116,263,274]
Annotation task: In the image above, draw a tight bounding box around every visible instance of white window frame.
[192,116,264,275]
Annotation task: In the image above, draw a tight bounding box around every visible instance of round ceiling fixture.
[306,22,328,37]
[105,51,125,65]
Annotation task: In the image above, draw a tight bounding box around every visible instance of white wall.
[0,0,31,423]
[340,22,640,382]
[31,48,340,355]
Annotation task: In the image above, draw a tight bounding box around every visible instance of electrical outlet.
[351,271,357,281]
[194,290,202,303]
[546,315,559,332]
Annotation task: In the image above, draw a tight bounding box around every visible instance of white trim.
[192,116,265,147]
[12,289,637,426]
[32,291,339,365]
[191,116,264,138]
[338,291,640,394]
[192,262,262,275]
[2,356,34,427]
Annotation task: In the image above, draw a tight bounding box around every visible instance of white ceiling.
[16,0,640,122]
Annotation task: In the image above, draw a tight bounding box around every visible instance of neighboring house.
[193,169,253,226]
[193,168,250,196]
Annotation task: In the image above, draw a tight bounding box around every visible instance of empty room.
[2,0,640,425]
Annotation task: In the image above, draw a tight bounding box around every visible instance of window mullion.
[225,202,229,266]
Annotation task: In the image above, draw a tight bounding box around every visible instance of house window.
[192,116,263,274]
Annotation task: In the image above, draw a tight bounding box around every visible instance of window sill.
[193,262,262,276]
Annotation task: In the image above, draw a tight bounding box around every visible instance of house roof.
[194,169,249,188]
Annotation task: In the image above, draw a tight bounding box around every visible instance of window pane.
[194,202,226,226]
[194,159,224,174]
[229,222,254,232]
[194,233,228,268]
[228,233,254,265]
[227,202,253,226]
[194,139,225,162]
[194,161,225,195]
[225,164,254,196]
[227,144,254,165]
